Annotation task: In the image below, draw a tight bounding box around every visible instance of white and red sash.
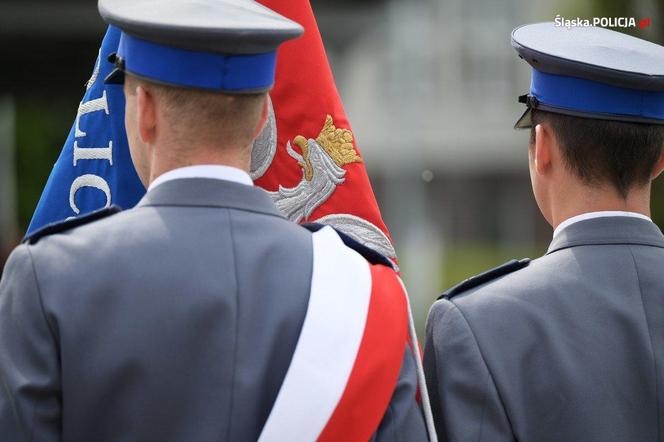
[258,227,408,441]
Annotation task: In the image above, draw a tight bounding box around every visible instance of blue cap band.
[531,69,664,121]
[117,32,277,92]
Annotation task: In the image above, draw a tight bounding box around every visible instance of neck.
[146,144,252,188]
[549,183,651,231]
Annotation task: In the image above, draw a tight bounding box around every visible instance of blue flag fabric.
[26,26,145,236]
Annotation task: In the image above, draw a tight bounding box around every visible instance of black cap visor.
[104,53,126,85]
[105,68,125,85]
[514,107,533,129]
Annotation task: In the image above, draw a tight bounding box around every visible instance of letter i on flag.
[27,27,144,235]
[26,0,395,264]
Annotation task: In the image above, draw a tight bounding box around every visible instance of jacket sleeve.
[424,300,514,442]
[0,245,61,442]
[372,343,429,442]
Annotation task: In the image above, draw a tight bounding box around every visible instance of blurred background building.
[1,0,664,331]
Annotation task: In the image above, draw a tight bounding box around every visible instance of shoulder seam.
[225,208,240,441]
[428,300,457,383]
[450,303,517,436]
[24,246,59,442]
[627,245,660,439]
[24,247,59,345]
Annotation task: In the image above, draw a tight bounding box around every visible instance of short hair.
[530,110,664,198]
[125,74,266,149]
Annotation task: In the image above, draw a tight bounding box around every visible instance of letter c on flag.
[69,174,112,215]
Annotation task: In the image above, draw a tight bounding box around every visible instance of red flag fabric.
[252,0,396,261]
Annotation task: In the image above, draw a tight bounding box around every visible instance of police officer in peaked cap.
[0,1,429,441]
[424,22,664,441]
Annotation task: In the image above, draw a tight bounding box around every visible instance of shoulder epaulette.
[438,258,531,301]
[303,223,396,270]
[22,206,123,245]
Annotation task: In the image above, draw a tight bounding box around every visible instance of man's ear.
[651,149,664,180]
[534,123,553,176]
[136,85,157,145]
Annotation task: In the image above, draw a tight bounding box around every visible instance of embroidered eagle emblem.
[268,115,362,223]
[292,115,362,182]
[251,113,397,262]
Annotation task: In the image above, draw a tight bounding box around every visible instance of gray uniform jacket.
[424,216,664,442]
[0,178,427,442]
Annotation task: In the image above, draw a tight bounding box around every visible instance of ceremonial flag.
[26,1,395,262]
[250,0,395,260]
[27,27,144,235]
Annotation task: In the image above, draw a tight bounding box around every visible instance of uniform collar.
[148,165,253,192]
[137,177,283,218]
[547,215,664,255]
[553,211,652,238]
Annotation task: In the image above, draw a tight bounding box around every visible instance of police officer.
[0,1,428,440]
[424,22,664,441]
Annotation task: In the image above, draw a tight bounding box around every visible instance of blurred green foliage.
[442,244,547,289]
[652,180,664,223]
[14,100,76,231]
